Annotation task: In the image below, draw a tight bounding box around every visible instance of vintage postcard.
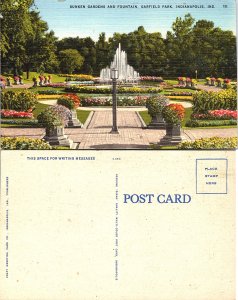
[0,0,237,299]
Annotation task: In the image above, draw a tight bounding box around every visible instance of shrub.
[57,97,75,110]
[1,119,39,126]
[146,95,169,117]
[1,90,37,111]
[185,119,237,127]
[1,137,52,150]
[192,90,237,114]
[57,94,80,109]
[178,137,238,149]
[162,104,185,125]
[50,105,72,126]
[37,105,71,129]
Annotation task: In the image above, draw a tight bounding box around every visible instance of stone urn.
[211,78,216,86]
[160,123,184,145]
[147,113,165,129]
[44,125,73,147]
[67,109,83,128]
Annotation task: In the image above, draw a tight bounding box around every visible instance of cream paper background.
[0,150,236,300]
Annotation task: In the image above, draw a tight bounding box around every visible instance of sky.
[34,0,237,40]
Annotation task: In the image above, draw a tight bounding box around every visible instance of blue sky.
[34,0,236,40]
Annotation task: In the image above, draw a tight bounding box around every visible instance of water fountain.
[99,44,140,84]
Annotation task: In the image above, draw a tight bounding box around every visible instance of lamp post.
[195,69,198,80]
[110,68,119,133]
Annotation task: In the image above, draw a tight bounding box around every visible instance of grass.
[33,102,49,118]
[76,110,91,124]
[182,107,192,127]
[139,111,151,125]
[22,72,65,83]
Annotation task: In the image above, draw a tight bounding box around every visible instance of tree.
[58,49,84,74]
[24,11,59,78]
[0,0,35,74]
[165,14,195,76]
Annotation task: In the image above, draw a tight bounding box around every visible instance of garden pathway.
[5,83,32,89]
[197,84,222,92]
[1,111,237,149]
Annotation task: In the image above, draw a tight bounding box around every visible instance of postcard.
[0,0,237,299]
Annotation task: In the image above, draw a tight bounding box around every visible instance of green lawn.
[76,110,91,124]
[139,111,152,125]
[33,102,49,118]
[22,72,65,83]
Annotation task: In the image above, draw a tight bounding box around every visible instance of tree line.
[0,0,236,78]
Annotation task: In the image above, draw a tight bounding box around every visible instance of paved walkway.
[1,111,237,149]
[197,84,222,92]
[5,83,32,89]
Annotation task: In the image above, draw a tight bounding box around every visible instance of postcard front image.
[0,0,237,299]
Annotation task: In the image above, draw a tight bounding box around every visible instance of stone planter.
[147,113,165,129]
[67,109,83,128]
[160,123,184,145]
[186,82,191,87]
[44,126,73,148]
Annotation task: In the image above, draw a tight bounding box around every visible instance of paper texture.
[0,151,236,300]
[0,0,237,299]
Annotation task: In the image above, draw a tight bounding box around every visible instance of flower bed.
[192,110,237,120]
[80,96,149,107]
[65,86,161,94]
[178,137,237,149]
[192,90,237,114]
[1,110,33,119]
[168,92,193,96]
[140,76,163,82]
[66,81,94,86]
[37,95,61,99]
[167,96,193,100]
[173,85,197,90]
[44,83,68,88]
[61,74,95,81]
[1,137,52,150]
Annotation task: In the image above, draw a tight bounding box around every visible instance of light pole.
[195,69,198,80]
[110,68,119,133]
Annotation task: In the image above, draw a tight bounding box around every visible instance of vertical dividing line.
[114,173,119,280]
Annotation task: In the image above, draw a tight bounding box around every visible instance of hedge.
[1,90,37,111]
[185,119,237,127]
[192,89,237,114]
[1,137,52,150]
[178,137,237,149]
